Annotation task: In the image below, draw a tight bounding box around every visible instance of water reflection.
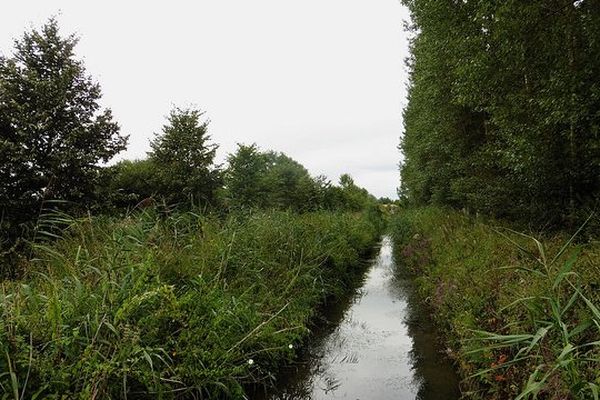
[258,237,459,400]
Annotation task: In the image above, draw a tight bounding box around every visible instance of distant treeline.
[399,1,600,227]
[0,19,377,275]
[99,138,374,215]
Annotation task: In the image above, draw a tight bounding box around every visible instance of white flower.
[288,344,293,349]
[247,359,254,365]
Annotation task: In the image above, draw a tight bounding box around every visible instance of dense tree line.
[101,140,374,214]
[222,144,375,212]
[0,20,377,274]
[399,0,600,227]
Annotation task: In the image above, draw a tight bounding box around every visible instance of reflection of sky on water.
[263,237,459,400]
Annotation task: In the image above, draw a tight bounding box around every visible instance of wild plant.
[467,218,600,400]
[0,208,380,398]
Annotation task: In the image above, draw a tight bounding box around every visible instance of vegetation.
[223,144,324,212]
[222,144,377,213]
[148,107,221,207]
[96,159,158,211]
[0,18,383,399]
[0,20,379,271]
[399,0,600,227]
[11,2,600,397]
[396,3,600,396]
[0,209,380,398]
[390,208,600,399]
[0,19,127,274]
[93,107,222,212]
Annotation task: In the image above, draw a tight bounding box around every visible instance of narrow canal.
[260,236,460,400]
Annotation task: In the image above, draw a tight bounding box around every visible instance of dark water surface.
[256,236,459,400]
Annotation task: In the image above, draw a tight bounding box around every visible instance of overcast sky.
[1,0,410,199]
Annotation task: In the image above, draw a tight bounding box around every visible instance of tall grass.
[0,209,380,399]
[389,207,600,400]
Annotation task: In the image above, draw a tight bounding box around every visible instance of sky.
[0,0,411,199]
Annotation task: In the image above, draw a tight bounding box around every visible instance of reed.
[0,209,380,399]
[389,207,600,399]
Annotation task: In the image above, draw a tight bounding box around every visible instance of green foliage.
[390,207,600,399]
[148,107,221,207]
[333,174,375,212]
[259,152,319,211]
[400,1,600,226]
[223,144,377,213]
[0,209,380,398]
[223,144,320,211]
[222,144,268,209]
[398,3,600,392]
[223,145,318,211]
[95,159,158,211]
[0,19,127,275]
[95,108,223,213]
[0,18,386,399]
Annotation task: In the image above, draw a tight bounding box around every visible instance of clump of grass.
[468,222,600,399]
[389,207,600,400]
[0,209,380,398]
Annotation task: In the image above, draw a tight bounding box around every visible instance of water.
[256,236,460,400]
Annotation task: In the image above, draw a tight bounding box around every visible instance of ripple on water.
[259,236,460,400]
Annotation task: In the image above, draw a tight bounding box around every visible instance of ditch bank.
[389,207,600,400]
[254,236,459,399]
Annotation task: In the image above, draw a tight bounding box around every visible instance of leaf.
[588,382,599,400]
[525,326,550,353]
[142,349,153,371]
[568,320,592,339]
[579,291,600,327]
[556,343,575,361]
[552,250,580,290]
[549,213,594,266]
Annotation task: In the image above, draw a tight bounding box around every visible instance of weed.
[0,209,380,398]
[390,207,600,399]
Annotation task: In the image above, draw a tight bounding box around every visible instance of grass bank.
[389,207,600,400]
[0,209,381,399]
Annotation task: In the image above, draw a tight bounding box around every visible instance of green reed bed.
[0,209,380,399]
[390,207,600,400]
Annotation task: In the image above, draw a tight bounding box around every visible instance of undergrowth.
[0,209,380,399]
[390,207,600,400]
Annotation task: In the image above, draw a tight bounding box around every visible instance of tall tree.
[0,19,127,261]
[148,107,220,206]
[400,0,600,226]
[223,143,268,209]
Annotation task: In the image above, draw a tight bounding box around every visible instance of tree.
[0,19,127,205]
[399,0,600,227]
[337,174,376,211]
[148,107,220,206]
[0,19,127,267]
[224,144,331,211]
[223,143,268,208]
[261,152,319,211]
[223,144,379,212]
[95,159,159,211]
